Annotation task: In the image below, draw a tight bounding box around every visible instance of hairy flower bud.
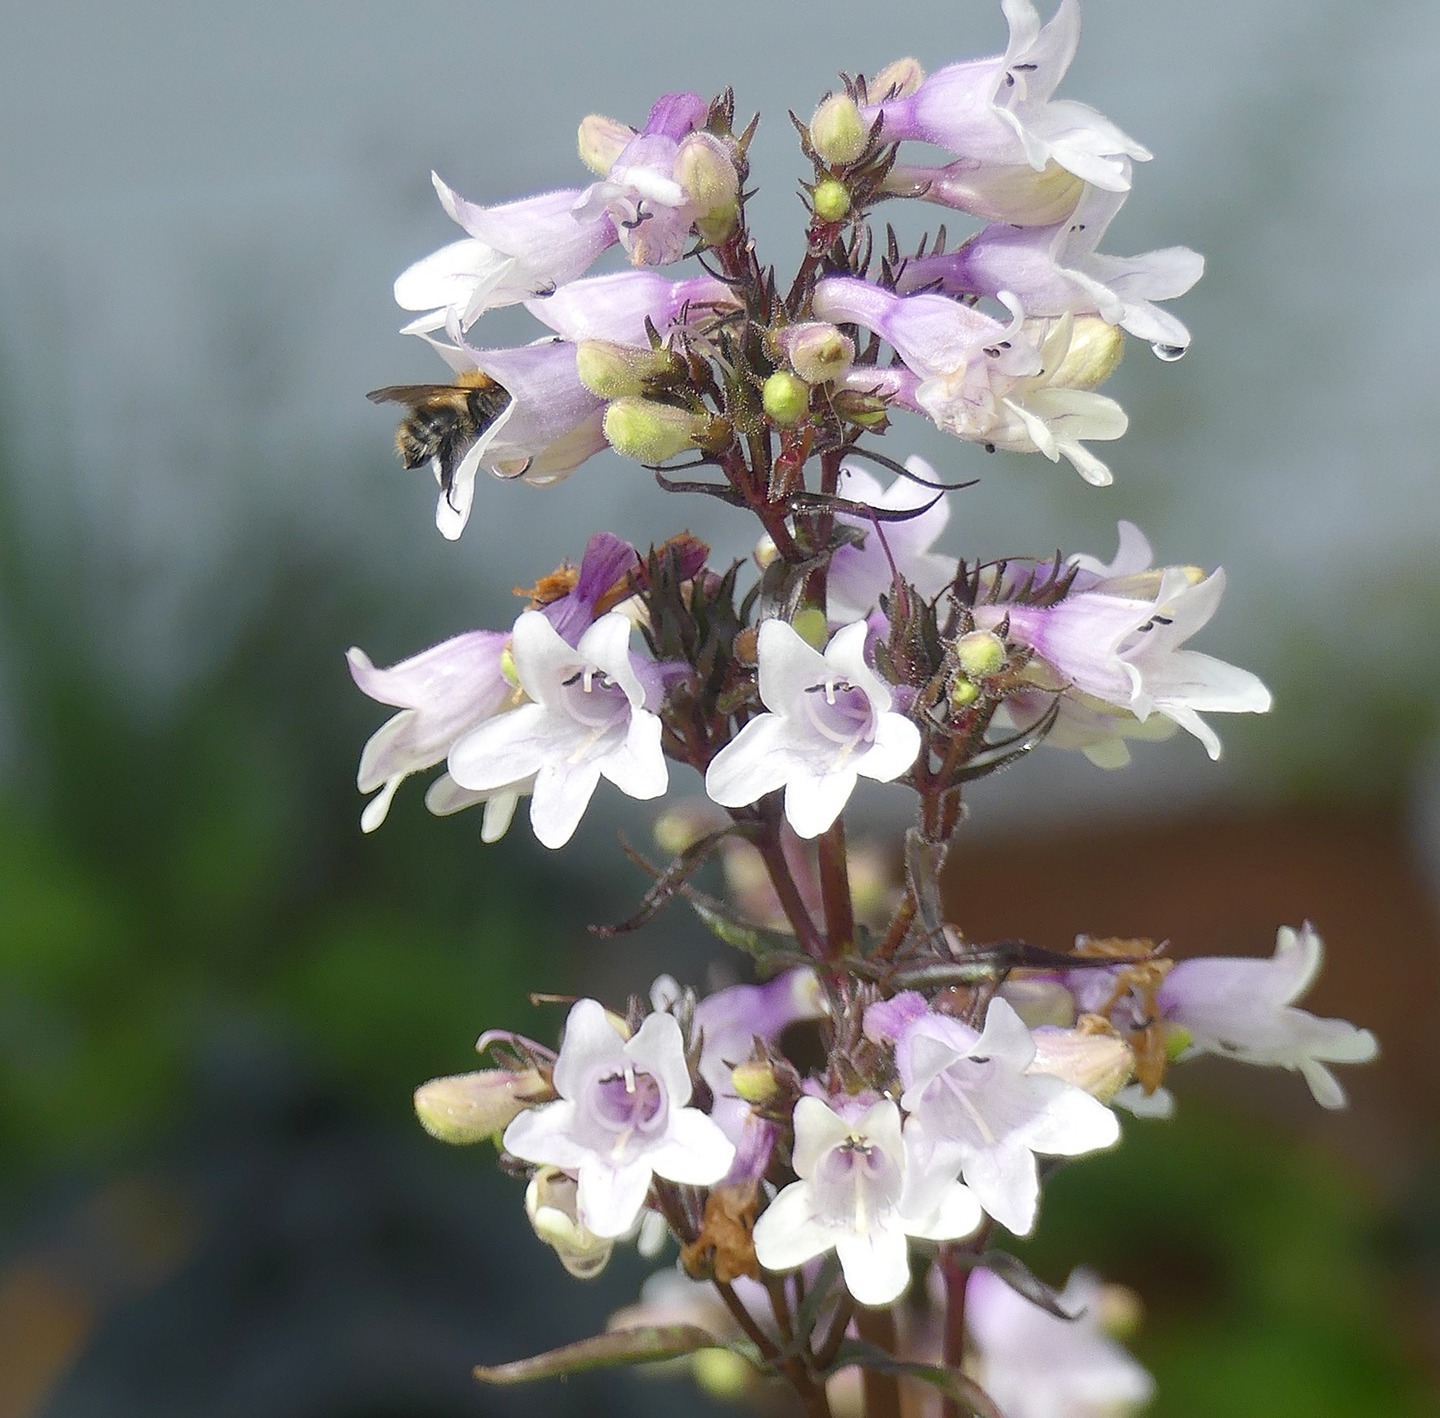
[832,388,890,430]
[810,93,869,165]
[577,112,634,174]
[762,370,810,426]
[956,629,1008,678]
[525,1167,614,1279]
[780,321,855,385]
[1047,316,1126,390]
[414,1067,546,1144]
[790,606,829,650]
[812,179,852,223]
[576,339,684,398]
[604,398,726,463]
[950,678,981,709]
[868,57,924,101]
[676,133,741,245]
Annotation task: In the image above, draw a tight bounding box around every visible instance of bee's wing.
[366,384,455,406]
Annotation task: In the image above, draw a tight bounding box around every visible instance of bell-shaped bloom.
[504,1000,736,1239]
[965,1268,1154,1418]
[752,1096,982,1306]
[816,277,1127,486]
[897,998,1120,1236]
[1160,924,1379,1108]
[573,93,740,266]
[395,178,618,335]
[976,521,1272,762]
[860,0,1150,193]
[705,619,922,839]
[826,459,957,622]
[898,169,1204,358]
[348,631,513,833]
[524,270,740,346]
[420,334,608,539]
[447,611,667,849]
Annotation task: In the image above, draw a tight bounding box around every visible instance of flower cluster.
[356,4,1376,1414]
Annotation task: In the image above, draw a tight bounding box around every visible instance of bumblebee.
[367,370,512,506]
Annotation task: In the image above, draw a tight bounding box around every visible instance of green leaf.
[473,1324,723,1385]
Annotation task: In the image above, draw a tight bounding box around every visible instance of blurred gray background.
[1,2,1437,1416]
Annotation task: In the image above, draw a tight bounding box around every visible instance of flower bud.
[781,322,854,385]
[676,133,741,245]
[810,93,869,165]
[885,158,1084,226]
[753,533,779,569]
[730,1059,779,1105]
[762,370,810,427]
[1048,316,1125,390]
[577,113,633,174]
[525,1167,614,1279]
[1028,1023,1135,1103]
[812,179,851,223]
[791,606,829,650]
[998,977,1077,1029]
[414,1067,546,1144]
[832,388,889,430]
[1162,1022,1194,1061]
[576,339,684,399]
[956,629,1008,678]
[693,1348,752,1401]
[950,678,980,709]
[868,57,924,101]
[604,398,726,463]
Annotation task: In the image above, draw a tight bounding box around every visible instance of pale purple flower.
[524,270,740,346]
[897,169,1204,358]
[752,1096,981,1306]
[573,93,738,266]
[880,153,1087,227]
[861,0,1150,193]
[348,631,513,833]
[448,610,667,849]
[826,458,957,622]
[394,178,618,335]
[897,998,1120,1236]
[704,619,922,839]
[976,520,1272,763]
[815,277,1127,485]
[1159,924,1379,1108]
[419,334,607,539]
[966,1267,1155,1418]
[504,1000,735,1238]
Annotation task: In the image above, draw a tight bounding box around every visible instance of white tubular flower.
[447,611,667,849]
[752,1096,981,1307]
[898,999,1121,1236]
[1160,924,1379,1108]
[395,178,618,335]
[347,631,513,833]
[704,620,922,839]
[826,459,956,623]
[966,1268,1155,1418]
[978,520,1273,763]
[503,1000,736,1239]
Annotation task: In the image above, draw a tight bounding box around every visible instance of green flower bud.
[812,178,852,223]
[604,398,723,463]
[693,1349,753,1401]
[950,677,981,709]
[810,93,868,166]
[956,629,1008,678]
[730,1059,779,1104]
[762,370,810,426]
[676,134,741,245]
[1163,1023,1194,1061]
[791,606,829,650]
[832,388,889,429]
[499,644,520,688]
[576,339,683,399]
[413,1067,546,1144]
[577,113,632,174]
